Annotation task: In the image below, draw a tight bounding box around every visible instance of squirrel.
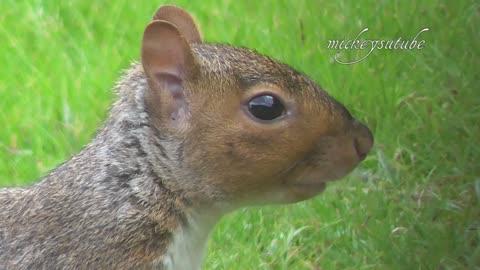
[0,5,373,270]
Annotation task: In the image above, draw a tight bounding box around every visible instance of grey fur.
[0,62,186,269]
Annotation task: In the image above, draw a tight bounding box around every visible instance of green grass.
[0,0,478,269]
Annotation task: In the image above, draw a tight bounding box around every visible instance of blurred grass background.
[0,0,478,269]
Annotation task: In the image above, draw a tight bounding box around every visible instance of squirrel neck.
[82,63,226,212]
[95,69,224,267]
[29,63,226,267]
[33,63,225,268]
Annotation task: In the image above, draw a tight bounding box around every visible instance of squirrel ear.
[152,5,202,43]
[141,20,196,133]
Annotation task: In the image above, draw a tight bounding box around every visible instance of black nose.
[352,121,374,161]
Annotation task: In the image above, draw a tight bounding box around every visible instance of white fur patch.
[161,211,218,270]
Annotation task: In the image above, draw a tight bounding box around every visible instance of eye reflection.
[247,94,285,121]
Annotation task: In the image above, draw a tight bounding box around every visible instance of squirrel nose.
[352,120,374,161]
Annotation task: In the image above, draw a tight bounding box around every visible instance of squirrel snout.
[352,120,374,161]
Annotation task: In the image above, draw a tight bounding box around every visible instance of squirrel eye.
[247,94,285,121]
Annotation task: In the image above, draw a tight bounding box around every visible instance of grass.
[0,0,478,269]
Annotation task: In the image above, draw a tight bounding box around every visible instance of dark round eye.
[247,94,286,121]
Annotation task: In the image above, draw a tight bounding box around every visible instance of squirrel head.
[140,6,373,207]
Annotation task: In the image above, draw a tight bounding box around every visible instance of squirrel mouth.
[285,182,327,200]
[280,150,356,187]
[279,158,332,186]
[280,164,330,195]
